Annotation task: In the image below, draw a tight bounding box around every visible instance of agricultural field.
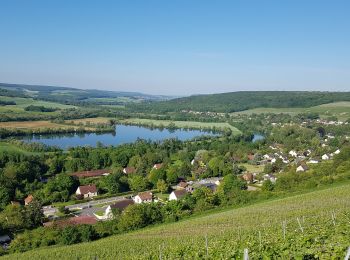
[0,120,98,131]
[232,101,350,121]
[5,183,350,259]
[0,96,75,110]
[122,118,242,135]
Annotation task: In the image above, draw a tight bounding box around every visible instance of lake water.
[18,124,217,149]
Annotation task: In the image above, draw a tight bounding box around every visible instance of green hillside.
[4,183,350,259]
[129,91,350,113]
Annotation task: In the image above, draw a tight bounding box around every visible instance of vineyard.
[3,183,350,259]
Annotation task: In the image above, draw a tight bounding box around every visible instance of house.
[296,164,309,172]
[242,172,254,183]
[103,199,134,219]
[70,169,111,178]
[289,150,298,157]
[123,167,136,175]
[263,174,277,183]
[334,149,341,155]
[322,154,330,160]
[75,185,98,199]
[308,159,319,164]
[133,192,153,204]
[24,194,34,205]
[176,181,188,189]
[169,189,188,201]
[153,163,163,170]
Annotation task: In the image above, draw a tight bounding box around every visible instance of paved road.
[66,195,128,210]
[42,195,130,218]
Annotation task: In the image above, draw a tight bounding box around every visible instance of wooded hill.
[129,91,350,113]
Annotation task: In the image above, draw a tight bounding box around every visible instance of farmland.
[4,183,350,259]
[122,118,242,134]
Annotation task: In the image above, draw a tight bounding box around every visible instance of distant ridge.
[129,91,350,113]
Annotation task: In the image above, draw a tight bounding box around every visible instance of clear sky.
[0,0,349,95]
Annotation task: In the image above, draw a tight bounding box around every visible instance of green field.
[0,142,37,155]
[240,163,264,173]
[122,118,242,135]
[233,101,350,121]
[0,96,75,119]
[5,183,350,259]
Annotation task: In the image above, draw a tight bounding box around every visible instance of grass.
[0,142,38,155]
[232,101,350,121]
[5,183,350,259]
[122,118,242,135]
[240,163,264,173]
[0,96,75,109]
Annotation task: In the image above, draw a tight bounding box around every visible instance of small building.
[289,150,298,157]
[123,167,136,175]
[169,189,188,201]
[296,164,309,172]
[263,174,277,183]
[133,192,153,204]
[308,159,319,164]
[176,181,188,189]
[334,149,341,155]
[76,185,98,199]
[103,199,134,219]
[153,163,163,170]
[242,172,254,183]
[24,194,34,205]
[322,154,330,160]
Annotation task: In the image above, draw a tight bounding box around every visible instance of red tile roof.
[110,199,134,211]
[24,194,34,205]
[153,163,163,170]
[70,169,111,178]
[137,192,153,201]
[123,167,136,174]
[44,215,97,228]
[173,189,188,199]
[77,185,97,194]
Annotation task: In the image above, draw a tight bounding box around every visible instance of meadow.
[4,183,350,259]
[122,118,242,134]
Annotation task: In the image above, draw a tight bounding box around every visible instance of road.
[42,194,130,218]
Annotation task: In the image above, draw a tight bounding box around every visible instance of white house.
[334,149,341,155]
[289,150,298,157]
[75,185,98,199]
[133,192,153,204]
[169,189,188,201]
[308,159,319,164]
[296,164,309,172]
[322,154,330,160]
[100,199,135,219]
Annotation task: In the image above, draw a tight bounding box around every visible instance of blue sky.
[0,0,349,95]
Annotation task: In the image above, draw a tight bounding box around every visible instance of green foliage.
[5,184,350,259]
[129,91,350,113]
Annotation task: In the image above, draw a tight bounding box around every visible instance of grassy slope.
[0,142,38,155]
[122,118,242,134]
[5,183,350,259]
[232,101,350,120]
